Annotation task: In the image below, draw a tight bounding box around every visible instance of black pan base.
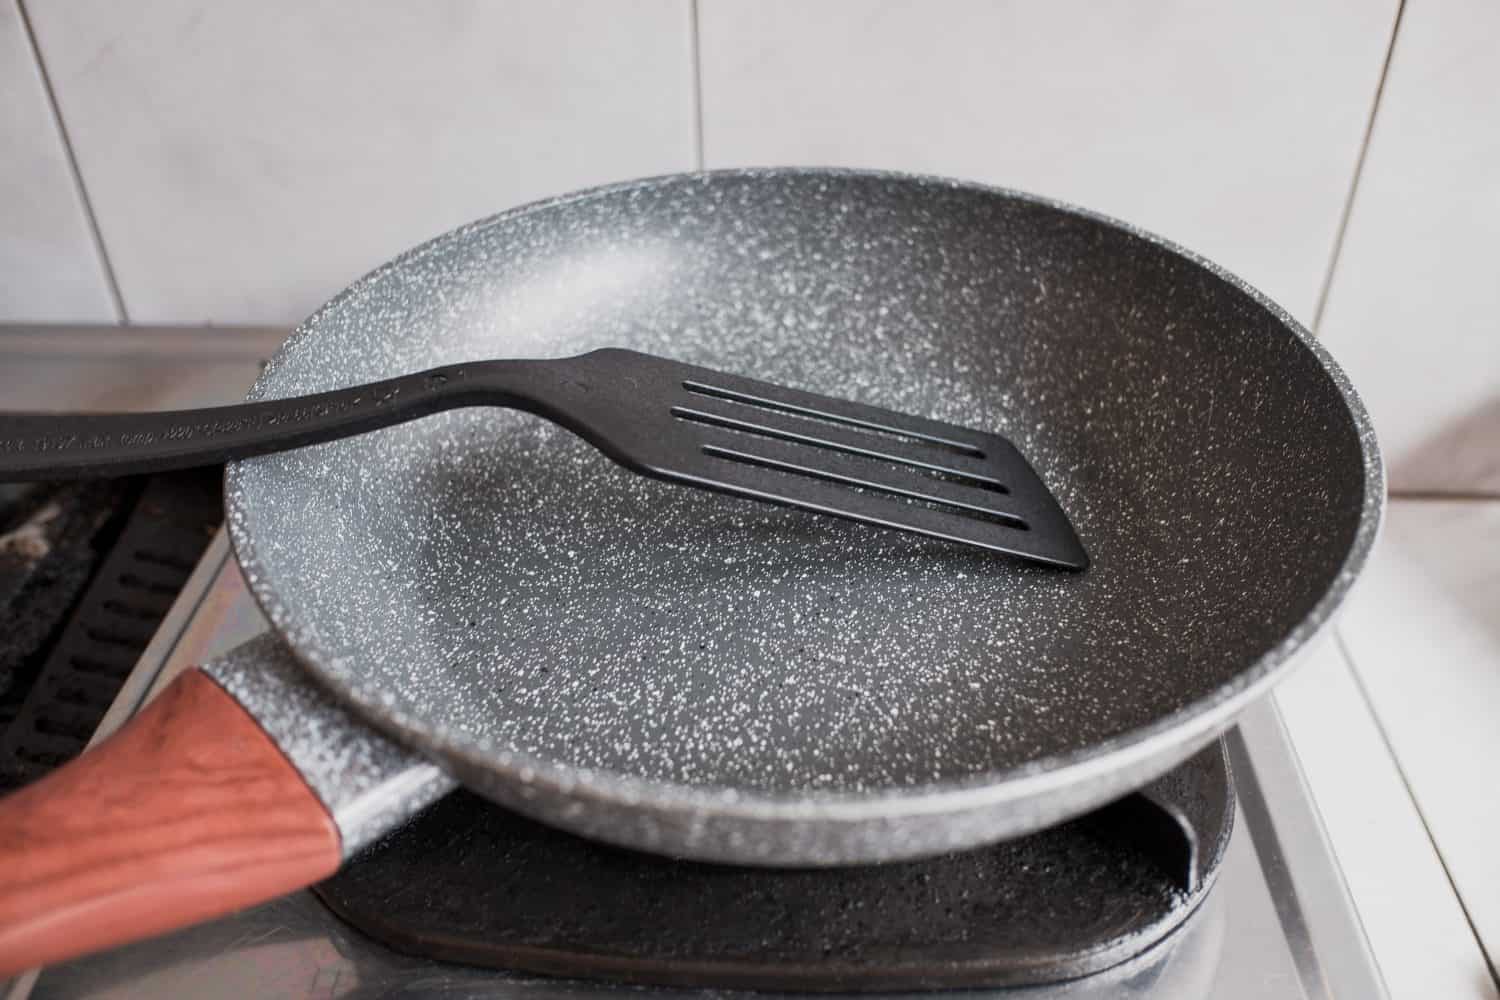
[314,740,1234,992]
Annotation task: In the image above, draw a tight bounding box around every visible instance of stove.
[0,326,1387,999]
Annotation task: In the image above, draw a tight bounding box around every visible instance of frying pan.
[0,169,1381,972]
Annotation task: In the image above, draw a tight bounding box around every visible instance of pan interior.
[234,172,1368,798]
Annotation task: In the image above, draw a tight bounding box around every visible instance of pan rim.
[226,165,1384,828]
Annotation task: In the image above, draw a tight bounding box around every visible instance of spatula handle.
[0,360,546,482]
[0,669,340,976]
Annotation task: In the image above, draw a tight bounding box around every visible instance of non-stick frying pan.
[0,169,1381,972]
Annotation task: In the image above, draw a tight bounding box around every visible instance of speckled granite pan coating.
[227,169,1381,865]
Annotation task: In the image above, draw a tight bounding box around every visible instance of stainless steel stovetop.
[1,326,1387,999]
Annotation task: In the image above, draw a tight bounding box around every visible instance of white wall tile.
[1318,1,1500,494]
[1334,500,1500,979]
[25,0,695,325]
[0,0,116,321]
[699,0,1397,325]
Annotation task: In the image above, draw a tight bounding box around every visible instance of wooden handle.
[0,669,341,976]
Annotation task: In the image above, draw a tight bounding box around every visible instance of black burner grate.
[0,479,133,732]
[0,469,222,792]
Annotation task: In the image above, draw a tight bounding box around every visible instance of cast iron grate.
[0,469,222,793]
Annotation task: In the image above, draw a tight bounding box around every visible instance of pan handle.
[0,667,341,977]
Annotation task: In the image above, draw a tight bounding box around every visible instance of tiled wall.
[1317,0,1500,495]
[1,0,1495,493]
[16,0,696,326]
[0,0,115,320]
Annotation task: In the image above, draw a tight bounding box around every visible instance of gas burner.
[315,742,1232,991]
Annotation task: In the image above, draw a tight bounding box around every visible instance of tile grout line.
[16,0,129,324]
[1387,490,1500,502]
[1332,627,1500,988]
[1310,0,1407,335]
[688,0,705,170]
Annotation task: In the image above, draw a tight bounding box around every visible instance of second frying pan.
[0,169,1381,972]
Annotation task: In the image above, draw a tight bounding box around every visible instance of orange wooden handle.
[0,668,341,976]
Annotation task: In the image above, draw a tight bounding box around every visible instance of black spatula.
[0,349,1087,569]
